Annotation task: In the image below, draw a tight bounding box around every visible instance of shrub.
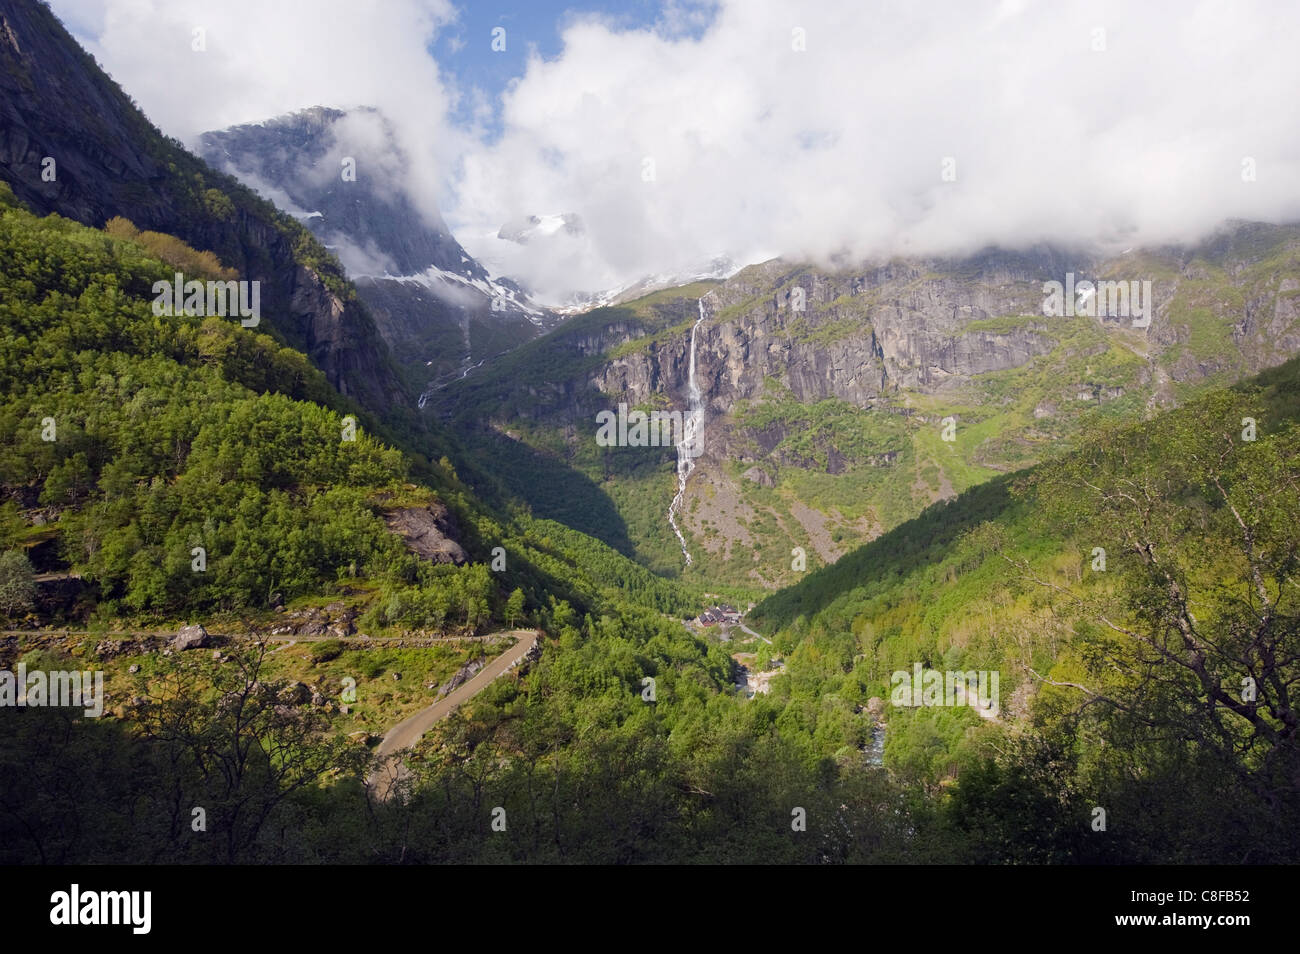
[0,550,36,620]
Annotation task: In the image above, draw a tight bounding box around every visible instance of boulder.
[278,681,311,706]
[438,658,485,696]
[171,624,209,651]
[298,618,328,637]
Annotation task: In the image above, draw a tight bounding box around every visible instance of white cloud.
[450,0,1300,298]
[51,0,1300,304]
[51,0,468,234]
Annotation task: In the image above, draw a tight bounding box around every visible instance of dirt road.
[366,629,540,800]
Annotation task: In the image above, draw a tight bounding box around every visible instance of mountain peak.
[200,106,473,281]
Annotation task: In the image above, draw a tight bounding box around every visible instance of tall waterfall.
[668,298,707,566]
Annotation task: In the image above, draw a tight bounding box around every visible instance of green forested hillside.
[0,181,705,628]
[748,352,1300,860]
[0,185,861,863]
[2,180,1297,861]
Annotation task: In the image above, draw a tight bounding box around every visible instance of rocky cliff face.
[586,233,1300,423]
[592,251,1085,416]
[0,1,406,414]
[441,226,1300,586]
[198,107,559,396]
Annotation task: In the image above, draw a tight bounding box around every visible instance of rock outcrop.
[383,503,469,565]
[270,603,357,638]
[437,657,486,698]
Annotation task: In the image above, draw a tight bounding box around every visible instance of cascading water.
[668,298,707,566]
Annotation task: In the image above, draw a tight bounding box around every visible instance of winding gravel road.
[366,629,540,800]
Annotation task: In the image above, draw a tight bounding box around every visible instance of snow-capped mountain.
[550,256,742,315]
[198,107,561,396]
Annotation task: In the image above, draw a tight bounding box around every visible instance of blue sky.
[433,1,713,134]
[54,0,717,138]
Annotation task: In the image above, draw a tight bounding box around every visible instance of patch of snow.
[552,257,743,315]
[379,265,547,323]
[532,213,568,237]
